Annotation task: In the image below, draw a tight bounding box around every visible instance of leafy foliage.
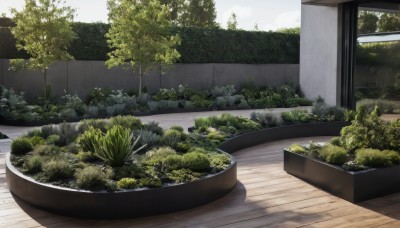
[11,138,33,155]
[94,125,146,167]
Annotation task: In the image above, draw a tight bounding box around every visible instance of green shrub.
[78,119,111,133]
[318,144,348,165]
[142,147,177,166]
[210,153,231,171]
[161,129,184,148]
[281,110,310,123]
[170,125,184,133]
[117,178,137,189]
[207,129,225,141]
[94,125,145,167]
[113,164,145,180]
[288,144,307,154]
[43,160,73,181]
[167,169,200,183]
[340,106,387,151]
[11,138,33,155]
[250,112,282,127]
[386,120,400,151]
[77,126,102,153]
[29,136,45,147]
[46,134,61,145]
[133,129,160,149]
[183,152,210,171]
[75,166,107,190]
[143,121,163,135]
[23,155,43,174]
[153,88,177,101]
[355,149,400,168]
[110,115,142,130]
[194,113,261,131]
[162,154,183,172]
[357,99,400,114]
[75,151,97,162]
[33,145,60,156]
[330,137,342,146]
[139,177,162,188]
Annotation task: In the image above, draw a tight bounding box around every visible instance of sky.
[0,0,301,31]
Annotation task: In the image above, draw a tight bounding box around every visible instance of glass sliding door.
[354,2,400,113]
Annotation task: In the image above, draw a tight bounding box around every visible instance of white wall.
[300,4,341,106]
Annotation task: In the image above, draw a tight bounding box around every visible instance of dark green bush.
[385,120,400,151]
[1,20,300,63]
[167,169,200,183]
[117,178,137,189]
[133,129,161,149]
[318,144,348,165]
[139,177,162,188]
[161,129,184,148]
[75,166,108,190]
[46,134,61,145]
[162,154,184,172]
[182,152,210,171]
[143,121,164,136]
[23,155,43,174]
[354,149,400,168]
[340,106,387,151]
[29,136,45,147]
[11,138,33,155]
[43,160,73,181]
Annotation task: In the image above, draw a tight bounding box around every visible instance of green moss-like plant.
[318,144,348,165]
[11,138,33,155]
[29,136,45,147]
[288,144,307,154]
[355,148,400,168]
[167,168,200,183]
[162,154,183,172]
[117,178,137,189]
[75,166,107,190]
[139,177,162,188]
[183,152,210,171]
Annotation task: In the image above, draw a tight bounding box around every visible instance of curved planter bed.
[6,121,348,219]
[6,152,237,219]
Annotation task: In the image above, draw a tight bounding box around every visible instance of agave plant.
[94,125,146,167]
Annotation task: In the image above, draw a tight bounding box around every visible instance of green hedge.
[357,42,400,67]
[0,19,299,64]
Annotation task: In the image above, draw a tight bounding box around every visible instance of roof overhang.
[302,0,354,6]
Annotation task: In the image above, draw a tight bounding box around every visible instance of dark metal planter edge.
[6,152,237,219]
[283,150,400,203]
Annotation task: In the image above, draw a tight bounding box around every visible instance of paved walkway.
[0,108,309,153]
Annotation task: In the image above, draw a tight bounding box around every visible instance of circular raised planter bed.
[6,152,237,219]
[6,121,348,219]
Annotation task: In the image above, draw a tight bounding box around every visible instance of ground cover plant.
[288,106,400,171]
[10,115,232,191]
[0,83,312,122]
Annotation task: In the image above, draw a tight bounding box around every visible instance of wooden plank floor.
[1,136,400,227]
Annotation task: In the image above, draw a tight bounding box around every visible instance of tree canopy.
[160,0,218,28]
[378,13,400,32]
[10,0,76,104]
[227,13,238,30]
[106,0,181,96]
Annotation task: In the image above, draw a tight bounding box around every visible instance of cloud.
[222,5,253,27]
[264,10,301,31]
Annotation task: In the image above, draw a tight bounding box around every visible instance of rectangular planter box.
[284,150,400,203]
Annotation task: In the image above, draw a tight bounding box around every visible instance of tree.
[358,11,379,34]
[161,0,218,28]
[277,27,300,35]
[10,0,75,106]
[378,13,400,32]
[106,0,181,97]
[227,13,238,30]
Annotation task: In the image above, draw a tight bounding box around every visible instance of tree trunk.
[139,63,143,97]
[43,69,48,109]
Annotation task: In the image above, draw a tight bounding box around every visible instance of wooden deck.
[1,136,400,227]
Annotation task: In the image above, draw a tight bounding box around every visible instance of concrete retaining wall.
[0,60,299,101]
